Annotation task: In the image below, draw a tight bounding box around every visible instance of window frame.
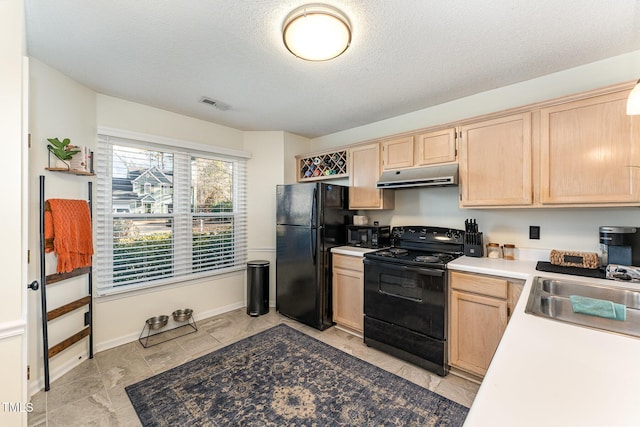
[95,129,250,297]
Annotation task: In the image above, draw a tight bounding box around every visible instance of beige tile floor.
[28,308,479,426]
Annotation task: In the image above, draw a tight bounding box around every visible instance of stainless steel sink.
[525,276,640,338]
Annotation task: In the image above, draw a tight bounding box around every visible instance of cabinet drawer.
[333,254,364,271]
[450,271,508,299]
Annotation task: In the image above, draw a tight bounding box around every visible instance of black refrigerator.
[276,183,354,330]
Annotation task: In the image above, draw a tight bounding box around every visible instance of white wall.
[310,50,640,255]
[283,133,312,184]
[313,50,640,149]
[28,58,98,394]
[1,0,28,425]
[245,131,285,306]
[97,94,243,149]
[27,61,253,394]
[368,187,640,254]
[94,95,249,347]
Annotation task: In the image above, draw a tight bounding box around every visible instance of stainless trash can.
[247,260,269,316]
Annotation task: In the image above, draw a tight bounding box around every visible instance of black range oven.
[363,226,464,376]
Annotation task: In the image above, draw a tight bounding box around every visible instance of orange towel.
[45,199,93,273]
[44,203,55,252]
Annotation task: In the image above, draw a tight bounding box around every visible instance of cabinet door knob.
[27,280,39,291]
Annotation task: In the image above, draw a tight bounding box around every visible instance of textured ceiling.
[24,0,640,138]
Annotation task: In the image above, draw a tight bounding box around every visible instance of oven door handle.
[403,266,444,277]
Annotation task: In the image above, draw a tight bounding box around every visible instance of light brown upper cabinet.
[381,136,414,170]
[415,128,457,166]
[540,90,640,205]
[381,129,457,171]
[298,82,640,209]
[349,143,395,210]
[458,113,533,207]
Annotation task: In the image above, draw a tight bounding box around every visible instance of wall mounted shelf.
[296,149,348,182]
[45,167,95,176]
[46,143,95,176]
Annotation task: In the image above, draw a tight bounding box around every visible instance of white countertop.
[448,256,640,426]
[331,245,382,257]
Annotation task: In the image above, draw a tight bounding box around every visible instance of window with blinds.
[95,133,248,295]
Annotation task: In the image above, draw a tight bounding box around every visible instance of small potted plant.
[47,137,80,169]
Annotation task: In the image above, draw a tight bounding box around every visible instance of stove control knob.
[445,230,453,239]
[452,231,462,239]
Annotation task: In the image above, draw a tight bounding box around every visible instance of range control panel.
[391,226,464,244]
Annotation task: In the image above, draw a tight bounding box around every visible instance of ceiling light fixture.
[627,79,640,115]
[282,4,351,61]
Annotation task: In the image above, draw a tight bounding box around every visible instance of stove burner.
[415,255,440,263]
[390,248,408,255]
[375,248,409,257]
[365,226,465,268]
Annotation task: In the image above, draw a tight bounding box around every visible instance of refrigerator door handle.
[311,226,319,265]
[310,186,318,264]
[311,186,317,228]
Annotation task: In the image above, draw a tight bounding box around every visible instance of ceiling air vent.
[199,97,230,111]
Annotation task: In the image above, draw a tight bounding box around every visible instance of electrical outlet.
[529,226,540,240]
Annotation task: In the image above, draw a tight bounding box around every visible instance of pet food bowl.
[172,309,193,322]
[146,315,169,330]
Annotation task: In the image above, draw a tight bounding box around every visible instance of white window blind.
[95,133,248,296]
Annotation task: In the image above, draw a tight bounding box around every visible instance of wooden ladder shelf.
[38,175,94,391]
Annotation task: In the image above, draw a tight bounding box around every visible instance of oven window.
[379,273,422,301]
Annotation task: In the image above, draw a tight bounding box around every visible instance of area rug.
[126,323,469,426]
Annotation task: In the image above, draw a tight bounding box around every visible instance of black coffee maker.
[599,226,640,267]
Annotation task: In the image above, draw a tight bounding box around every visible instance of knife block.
[464,232,484,257]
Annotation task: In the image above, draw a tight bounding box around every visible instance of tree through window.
[95,134,248,295]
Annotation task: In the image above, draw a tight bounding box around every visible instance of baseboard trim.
[29,302,246,397]
[334,324,363,339]
[95,301,245,353]
[29,349,89,396]
[448,366,483,385]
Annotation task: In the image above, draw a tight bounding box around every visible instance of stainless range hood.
[376,163,459,189]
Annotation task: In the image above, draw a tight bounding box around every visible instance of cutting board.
[535,261,606,279]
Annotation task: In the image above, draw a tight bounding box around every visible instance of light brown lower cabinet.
[332,254,364,333]
[449,271,523,378]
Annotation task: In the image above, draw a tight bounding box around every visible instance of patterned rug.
[126,324,469,426]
